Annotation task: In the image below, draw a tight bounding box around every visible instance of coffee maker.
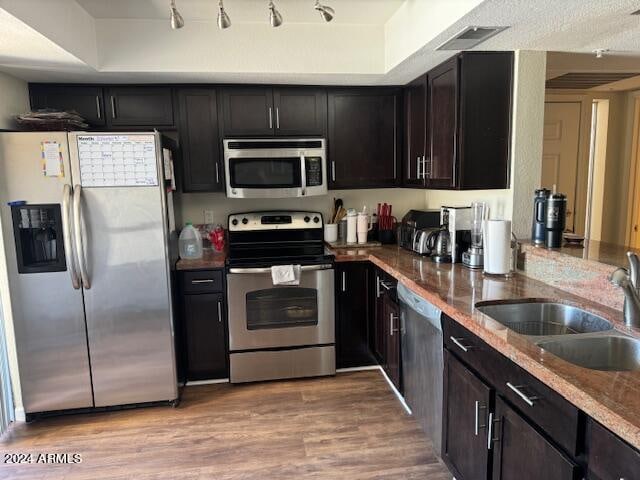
[441,206,472,263]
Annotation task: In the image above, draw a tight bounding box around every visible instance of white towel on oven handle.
[271,265,301,286]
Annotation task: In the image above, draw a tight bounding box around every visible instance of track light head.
[314,1,334,22]
[169,0,184,29]
[218,0,231,29]
[269,1,283,27]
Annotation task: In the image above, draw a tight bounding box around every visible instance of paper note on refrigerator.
[42,141,63,177]
[76,134,158,187]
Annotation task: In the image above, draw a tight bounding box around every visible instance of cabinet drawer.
[181,270,224,294]
[443,315,581,457]
[587,419,640,480]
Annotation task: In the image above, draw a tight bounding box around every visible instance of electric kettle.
[427,227,452,263]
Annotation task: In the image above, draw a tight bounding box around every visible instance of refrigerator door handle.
[73,184,91,289]
[62,184,81,289]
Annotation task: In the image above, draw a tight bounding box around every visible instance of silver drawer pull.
[450,336,473,352]
[380,280,395,291]
[191,279,215,284]
[217,301,222,323]
[506,382,538,407]
[487,412,500,450]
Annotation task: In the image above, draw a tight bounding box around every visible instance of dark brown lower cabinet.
[336,262,375,368]
[180,271,228,381]
[491,396,580,480]
[442,349,491,480]
[587,419,640,480]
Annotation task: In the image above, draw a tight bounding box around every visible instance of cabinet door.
[491,396,580,480]
[106,87,174,126]
[221,87,275,136]
[29,85,105,126]
[428,58,457,189]
[328,89,400,189]
[442,350,491,480]
[383,293,401,390]
[178,88,223,192]
[587,419,640,480]
[336,262,374,368]
[272,88,327,136]
[403,75,427,187]
[183,293,228,381]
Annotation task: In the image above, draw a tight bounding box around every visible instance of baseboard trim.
[185,378,230,386]
[14,406,25,422]
[336,365,380,373]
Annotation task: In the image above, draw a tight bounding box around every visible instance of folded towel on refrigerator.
[271,265,301,286]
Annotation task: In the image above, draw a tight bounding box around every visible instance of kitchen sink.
[537,336,640,371]
[475,301,613,336]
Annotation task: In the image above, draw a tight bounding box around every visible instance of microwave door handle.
[300,154,306,196]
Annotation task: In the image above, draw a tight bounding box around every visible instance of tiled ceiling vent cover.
[436,26,508,51]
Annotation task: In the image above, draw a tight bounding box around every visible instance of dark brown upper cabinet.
[403,74,428,187]
[328,88,401,189]
[177,88,222,192]
[105,87,174,127]
[403,51,513,190]
[221,87,327,137]
[29,85,106,127]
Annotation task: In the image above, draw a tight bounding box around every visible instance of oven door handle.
[228,264,333,274]
[300,154,306,196]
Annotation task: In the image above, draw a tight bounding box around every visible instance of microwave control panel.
[305,157,323,187]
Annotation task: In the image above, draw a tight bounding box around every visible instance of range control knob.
[242,217,249,225]
[304,216,311,223]
[231,218,238,226]
[313,216,320,223]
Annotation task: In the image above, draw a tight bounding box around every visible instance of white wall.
[178,189,426,228]
[0,71,28,129]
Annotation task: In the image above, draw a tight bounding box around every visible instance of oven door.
[227,264,335,350]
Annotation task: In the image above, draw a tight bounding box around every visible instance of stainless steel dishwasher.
[398,283,444,456]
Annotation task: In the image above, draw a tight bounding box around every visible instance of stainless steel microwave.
[223,138,327,199]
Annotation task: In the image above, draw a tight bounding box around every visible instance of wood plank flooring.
[0,371,451,479]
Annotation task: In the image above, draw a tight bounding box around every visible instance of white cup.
[324,223,338,243]
[346,210,358,244]
[357,213,372,244]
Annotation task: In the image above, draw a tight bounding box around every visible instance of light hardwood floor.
[0,371,451,479]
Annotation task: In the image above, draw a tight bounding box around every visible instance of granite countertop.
[329,244,640,449]
[522,239,640,268]
[176,249,227,271]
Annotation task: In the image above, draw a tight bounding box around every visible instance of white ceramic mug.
[324,223,338,243]
[357,213,373,244]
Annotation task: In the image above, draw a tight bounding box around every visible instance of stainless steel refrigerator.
[0,131,178,415]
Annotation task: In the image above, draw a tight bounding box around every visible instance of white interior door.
[542,102,582,233]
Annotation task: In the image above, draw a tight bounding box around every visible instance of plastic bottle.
[179,222,203,259]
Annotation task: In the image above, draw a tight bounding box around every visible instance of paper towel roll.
[483,220,512,275]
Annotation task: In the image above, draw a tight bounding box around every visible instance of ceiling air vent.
[436,26,508,51]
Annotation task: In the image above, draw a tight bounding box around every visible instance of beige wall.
[0,71,29,421]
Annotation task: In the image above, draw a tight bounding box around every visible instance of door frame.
[544,93,593,236]
[625,94,640,247]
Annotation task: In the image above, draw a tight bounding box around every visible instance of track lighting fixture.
[269,1,283,27]
[217,0,231,29]
[314,0,334,22]
[169,0,184,30]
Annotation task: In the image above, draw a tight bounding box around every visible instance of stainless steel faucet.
[609,252,640,328]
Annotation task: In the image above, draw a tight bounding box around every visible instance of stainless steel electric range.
[226,211,335,383]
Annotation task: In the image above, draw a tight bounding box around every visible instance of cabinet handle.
[474,401,487,435]
[191,279,214,284]
[96,96,101,119]
[487,412,500,450]
[416,156,421,180]
[217,301,222,323]
[110,96,117,118]
[275,107,280,129]
[424,157,432,178]
[376,275,381,298]
[506,382,538,407]
[450,336,473,353]
[331,161,336,182]
[389,313,399,336]
[341,271,346,292]
[380,280,394,291]
[268,107,273,129]
[215,162,220,184]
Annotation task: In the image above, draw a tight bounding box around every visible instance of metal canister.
[545,193,567,248]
